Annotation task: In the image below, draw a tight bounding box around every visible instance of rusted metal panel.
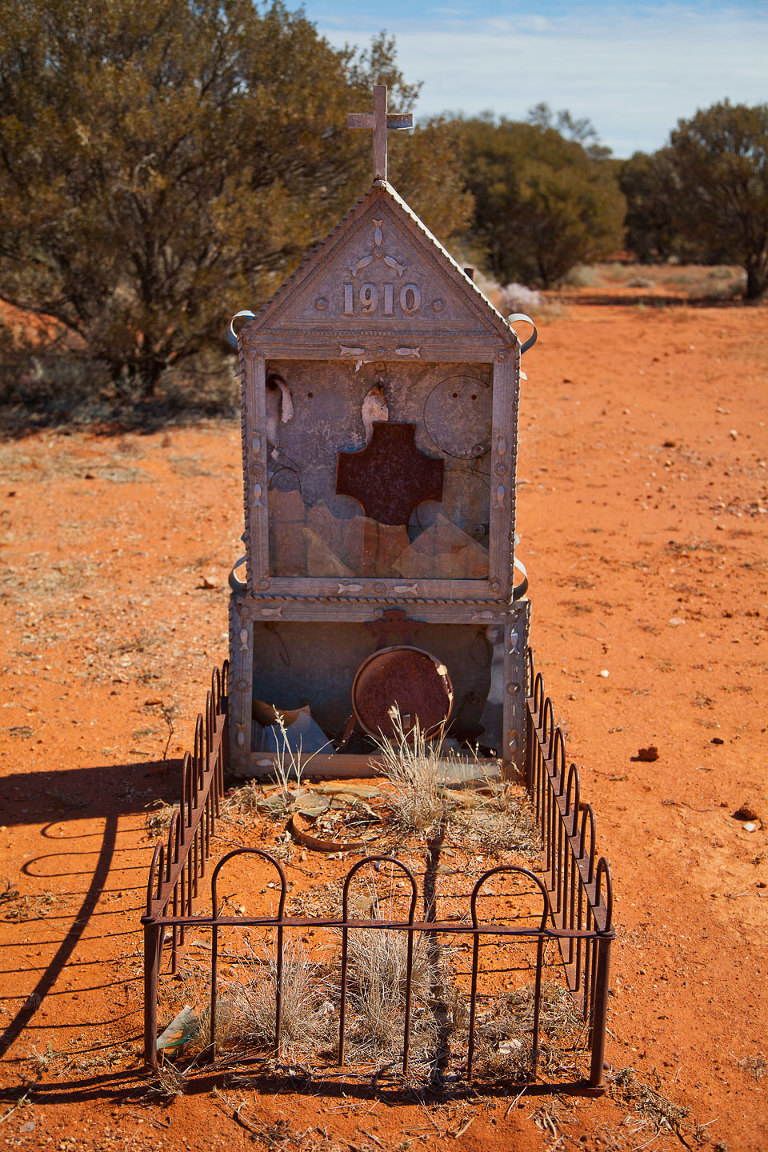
[351,644,453,739]
[336,422,444,527]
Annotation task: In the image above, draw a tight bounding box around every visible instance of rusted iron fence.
[142,650,613,1089]
[143,662,228,1060]
[525,647,614,1085]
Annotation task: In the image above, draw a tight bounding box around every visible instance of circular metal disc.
[352,645,454,740]
[423,376,492,459]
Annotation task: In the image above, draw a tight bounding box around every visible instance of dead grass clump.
[215,938,332,1059]
[145,1059,189,1100]
[220,779,268,819]
[0,878,20,905]
[376,709,447,832]
[144,799,176,838]
[609,1066,690,1141]
[449,786,541,858]
[475,981,583,1079]
[342,927,433,1060]
[737,1053,766,1082]
[1,889,61,922]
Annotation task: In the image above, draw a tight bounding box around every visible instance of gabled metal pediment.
[238,182,517,360]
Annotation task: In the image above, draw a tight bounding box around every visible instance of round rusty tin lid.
[352,645,453,740]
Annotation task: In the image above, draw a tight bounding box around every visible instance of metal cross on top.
[348,84,413,182]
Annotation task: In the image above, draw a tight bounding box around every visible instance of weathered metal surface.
[347,84,414,182]
[225,84,532,782]
[351,644,453,738]
[336,421,444,526]
[230,600,528,775]
[244,618,508,750]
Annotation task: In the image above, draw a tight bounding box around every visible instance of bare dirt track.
[0,283,766,1151]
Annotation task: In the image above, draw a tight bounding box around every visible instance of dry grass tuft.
[215,938,332,1058]
[609,1066,691,1141]
[220,779,266,819]
[475,981,583,1079]
[342,926,433,1059]
[375,708,447,832]
[448,785,541,858]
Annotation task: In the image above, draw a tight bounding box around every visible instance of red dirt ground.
[1,281,766,1151]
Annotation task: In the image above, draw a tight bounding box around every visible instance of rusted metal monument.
[142,87,614,1094]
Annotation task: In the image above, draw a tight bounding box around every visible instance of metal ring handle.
[225,309,256,349]
[512,555,528,600]
[228,554,247,593]
[507,313,537,355]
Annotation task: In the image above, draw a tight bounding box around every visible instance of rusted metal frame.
[466,865,549,1081]
[562,764,579,967]
[166,810,181,974]
[147,907,603,1077]
[523,653,614,1089]
[144,843,167,1068]
[145,704,228,920]
[144,665,228,966]
[539,697,556,871]
[547,754,579,943]
[145,655,612,1083]
[151,911,603,938]
[572,803,596,998]
[526,668,545,821]
[549,729,567,916]
[339,856,418,1073]
[145,825,599,1072]
[208,848,288,1062]
[587,859,613,1088]
[142,664,229,1068]
[567,767,580,947]
[524,649,535,793]
[545,790,609,1019]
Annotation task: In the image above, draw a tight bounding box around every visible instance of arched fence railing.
[142,650,613,1091]
[525,648,613,1081]
[143,661,228,1048]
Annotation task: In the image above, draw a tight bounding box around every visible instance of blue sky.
[306,1,768,157]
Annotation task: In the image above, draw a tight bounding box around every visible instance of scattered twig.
[162,706,175,761]
[661,800,714,813]
[505,1085,528,1118]
[125,1109,171,1131]
[233,1102,259,1135]
[452,1115,475,1139]
[0,1091,31,1124]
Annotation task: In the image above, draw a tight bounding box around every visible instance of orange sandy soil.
[0,281,766,1151]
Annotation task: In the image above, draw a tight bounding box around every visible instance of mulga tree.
[0,3,471,397]
[665,101,768,300]
[452,113,625,287]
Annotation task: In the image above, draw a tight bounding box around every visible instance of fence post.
[143,922,161,1068]
[587,934,612,1088]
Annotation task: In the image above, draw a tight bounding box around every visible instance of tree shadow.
[0,758,180,829]
[0,758,179,1061]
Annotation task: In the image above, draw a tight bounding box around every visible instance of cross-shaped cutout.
[337,422,444,526]
[347,85,413,182]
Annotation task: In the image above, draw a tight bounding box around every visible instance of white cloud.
[313,4,768,156]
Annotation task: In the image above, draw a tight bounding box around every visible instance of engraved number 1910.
[343,282,421,316]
